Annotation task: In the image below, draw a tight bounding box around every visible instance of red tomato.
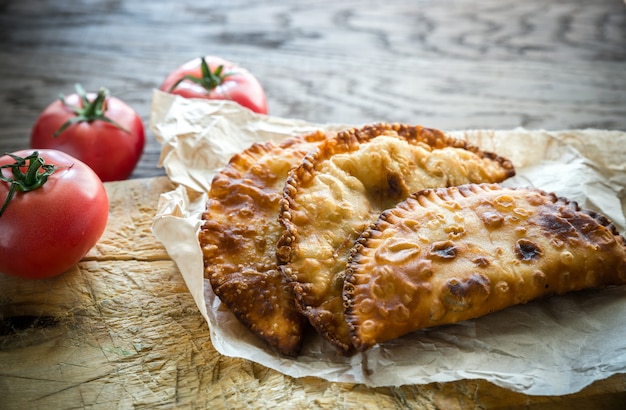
[160,56,268,114]
[0,149,109,280]
[30,84,145,182]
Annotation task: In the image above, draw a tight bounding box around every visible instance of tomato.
[0,149,109,280]
[160,56,268,114]
[30,84,145,182]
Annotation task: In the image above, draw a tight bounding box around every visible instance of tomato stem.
[0,152,64,217]
[168,57,236,93]
[54,84,129,137]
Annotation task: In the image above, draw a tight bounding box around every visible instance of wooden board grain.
[1,176,625,409]
[0,0,625,179]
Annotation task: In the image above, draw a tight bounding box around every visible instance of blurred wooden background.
[0,0,624,179]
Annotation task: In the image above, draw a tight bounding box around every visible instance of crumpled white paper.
[150,89,626,396]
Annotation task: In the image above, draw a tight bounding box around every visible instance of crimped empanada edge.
[343,183,626,352]
[200,129,330,356]
[277,123,516,267]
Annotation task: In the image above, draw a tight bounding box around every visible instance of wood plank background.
[1,176,625,409]
[0,0,625,179]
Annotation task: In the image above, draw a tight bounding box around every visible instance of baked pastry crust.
[278,123,516,354]
[199,130,330,356]
[344,183,626,352]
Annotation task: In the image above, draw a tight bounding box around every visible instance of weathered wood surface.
[1,176,625,409]
[0,0,625,179]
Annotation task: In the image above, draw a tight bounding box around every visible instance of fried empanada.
[344,184,626,352]
[278,123,516,354]
[199,130,330,356]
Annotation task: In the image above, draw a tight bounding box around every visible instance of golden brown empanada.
[199,130,330,356]
[278,123,516,354]
[344,184,626,352]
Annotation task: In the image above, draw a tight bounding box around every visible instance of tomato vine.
[0,151,65,217]
[54,84,128,137]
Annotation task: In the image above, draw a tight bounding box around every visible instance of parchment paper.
[150,90,626,396]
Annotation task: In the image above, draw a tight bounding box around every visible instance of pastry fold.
[278,123,516,354]
[199,130,330,356]
[344,184,626,352]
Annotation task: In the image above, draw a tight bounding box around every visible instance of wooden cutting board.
[1,176,624,409]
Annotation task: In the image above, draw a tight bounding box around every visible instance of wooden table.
[1,0,626,408]
[1,0,625,178]
[1,176,624,409]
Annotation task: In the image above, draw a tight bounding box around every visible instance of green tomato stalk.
[55,83,128,137]
[0,151,64,217]
[168,57,235,92]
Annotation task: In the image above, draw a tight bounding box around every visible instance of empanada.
[344,184,626,352]
[199,130,330,356]
[278,123,516,354]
